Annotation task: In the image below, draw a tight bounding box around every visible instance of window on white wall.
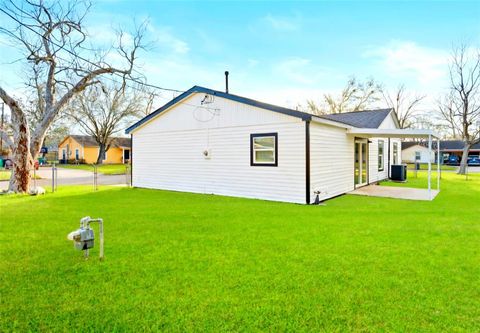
[393,142,399,164]
[251,133,278,166]
[378,140,384,171]
[415,151,421,160]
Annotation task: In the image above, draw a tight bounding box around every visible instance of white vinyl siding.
[310,123,354,202]
[132,93,306,204]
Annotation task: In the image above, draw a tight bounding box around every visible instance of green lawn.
[0,170,11,181]
[58,163,128,175]
[405,163,457,171]
[0,169,41,181]
[1,173,479,331]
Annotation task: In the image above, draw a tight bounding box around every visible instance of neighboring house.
[58,135,131,164]
[402,140,480,163]
[125,85,419,204]
[402,142,435,163]
[439,140,480,159]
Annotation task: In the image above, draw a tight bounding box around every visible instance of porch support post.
[437,138,440,190]
[428,134,432,200]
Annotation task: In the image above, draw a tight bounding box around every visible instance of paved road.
[0,167,128,191]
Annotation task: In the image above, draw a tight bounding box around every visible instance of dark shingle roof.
[319,109,393,128]
[401,141,423,150]
[70,135,131,148]
[70,135,98,146]
[440,140,480,150]
[402,140,480,151]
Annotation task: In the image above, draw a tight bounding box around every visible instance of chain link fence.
[1,163,131,192]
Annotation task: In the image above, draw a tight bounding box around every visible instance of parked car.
[445,155,460,165]
[467,156,480,166]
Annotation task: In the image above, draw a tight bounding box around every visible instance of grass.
[405,163,458,171]
[58,163,128,175]
[0,169,41,181]
[1,172,479,331]
[0,170,11,181]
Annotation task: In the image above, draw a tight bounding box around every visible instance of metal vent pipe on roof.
[225,71,229,93]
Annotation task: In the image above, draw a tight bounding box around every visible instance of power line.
[0,7,185,94]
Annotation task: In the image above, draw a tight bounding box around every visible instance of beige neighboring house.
[58,135,131,164]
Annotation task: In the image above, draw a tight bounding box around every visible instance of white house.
[126,86,410,204]
[402,142,435,163]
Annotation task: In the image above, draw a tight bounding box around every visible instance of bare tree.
[383,84,426,129]
[438,44,480,174]
[436,93,461,139]
[305,77,382,115]
[68,83,142,164]
[138,86,157,117]
[0,0,146,192]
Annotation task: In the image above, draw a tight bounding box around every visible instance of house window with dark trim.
[415,151,421,161]
[75,149,79,160]
[250,133,278,166]
[378,140,384,171]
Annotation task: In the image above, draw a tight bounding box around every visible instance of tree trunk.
[10,125,33,193]
[8,99,33,193]
[458,143,471,175]
[96,144,106,164]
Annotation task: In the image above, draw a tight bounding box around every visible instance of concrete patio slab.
[349,184,439,201]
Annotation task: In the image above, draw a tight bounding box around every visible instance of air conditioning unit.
[391,164,407,181]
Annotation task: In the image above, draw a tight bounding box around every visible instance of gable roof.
[125,85,396,134]
[126,86,313,133]
[65,135,131,148]
[319,109,394,129]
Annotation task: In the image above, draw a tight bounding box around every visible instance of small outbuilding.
[126,86,438,204]
[401,142,435,163]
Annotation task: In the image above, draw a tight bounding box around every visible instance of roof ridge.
[325,108,392,115]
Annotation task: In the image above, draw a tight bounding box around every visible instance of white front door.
[354,139,368,188]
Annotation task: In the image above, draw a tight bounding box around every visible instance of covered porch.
[348,128,441,201]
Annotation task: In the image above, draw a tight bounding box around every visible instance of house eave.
[347,128,441,139]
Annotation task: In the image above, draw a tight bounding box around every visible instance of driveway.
[0,167,128,191]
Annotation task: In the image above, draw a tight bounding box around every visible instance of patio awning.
[347,127,441,201]
[347,128,441,139]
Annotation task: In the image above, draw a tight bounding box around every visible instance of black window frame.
[250,132,278,167]
[378,140,384,171]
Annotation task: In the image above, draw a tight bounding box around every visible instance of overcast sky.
[1,0,479,112]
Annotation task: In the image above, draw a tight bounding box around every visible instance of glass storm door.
[355,140,368,188]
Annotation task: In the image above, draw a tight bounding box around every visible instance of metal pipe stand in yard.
[67,216,104,261]
[51,163,57,192]
[93,164,98,191]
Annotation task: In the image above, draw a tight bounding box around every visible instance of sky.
[1,0,479,112]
